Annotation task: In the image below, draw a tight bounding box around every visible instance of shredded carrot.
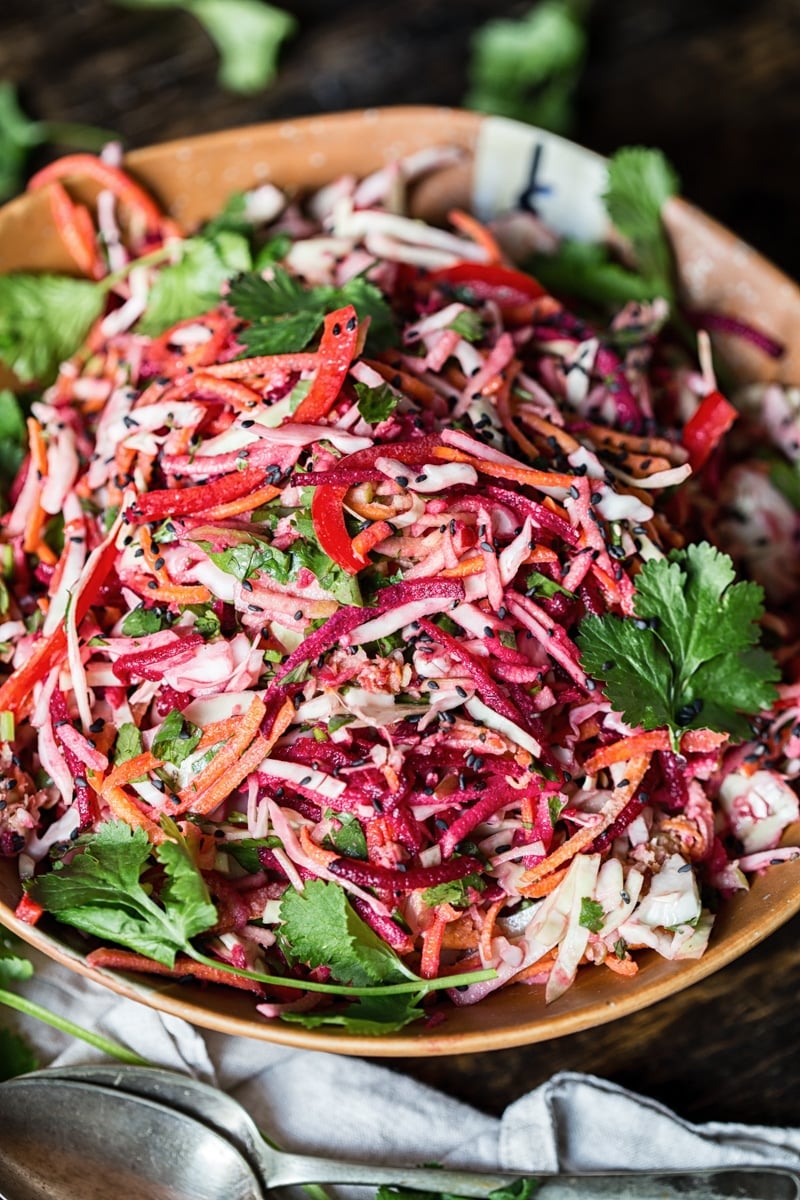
[176,732,269,818]
[103,784,165,842]
[26,418,48,477]
[518,864,570,898]
[447,209,504,265]
[143,583,212,605]
[439,556,486,578]
[509,950,559,984]
[138,525,171,586]
[351,520,394,558]
[604,953,639,977]
[298,823,338,868]
[520,756,651,885]
[85,947,265,993]
[101,751,163,794]
[432,444,575,491]
[178,695,267,805]
[419,913,447,979]
[516,410,580,455]
[23,501,47,556]
[363,358,439,407]
[204,484,281,520]
[584,728,729,775]
[479,896,507,962]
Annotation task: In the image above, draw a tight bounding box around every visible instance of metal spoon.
[0,1076,263,1200]
[1,1069,798,1200]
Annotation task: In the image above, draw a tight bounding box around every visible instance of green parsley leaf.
[578,543,780,741]
[322,811,368,860]
[201,538,290,584]
[328,714,356,733]
[548,793,567,827]
[280,990,426,1034]
[526,570,575,600]
[28,821,217,968]
[529,239,660,309]
[152,709,202,767]
[447,309,484,343]
[184,602,222,639]
[278,878,415,987]
[0,81,113,203]
[113,723,144,767]
[223,836,282,873]
[578,896,605,933]
[0,934,34,987]
[0,389,27,496]
[137,232,251,336]
[121,606,165,637]
[466,0,588,135]
[604,147,679,297]
[355,380,399,425]
[422,873,484,909]
[113,0,295,94]
[228,267,395,357]
[0,273,105,385]
[0,1027,37,1081]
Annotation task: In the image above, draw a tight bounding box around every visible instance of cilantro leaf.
[322,811,368,860]
[0,389,27,496]
[578,897,605,933]
[280,990,425,1034]
[466,0,587,135]
[137,232,251,336]
[526,570,575,600]
[152,709,202,766]
[447,309,484,342]
[113,723,144,767]
[604,147,679,297]
[0,933,34,986]
[184,602,222,639]
[355,381,399,426]
[422,873,484,909]
[28,821,217,967]
[121,606,165,636]
[223,835,282,873]
[278,878,414,987]
[187,0,296,94]
[228,267,395,356]
[113,0,295,94]
[202,531,361,606]
[578,543,780,740]
[0,273,105,385]
[529,239,661,309]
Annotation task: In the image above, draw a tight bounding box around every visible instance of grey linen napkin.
[7,948,800,1176]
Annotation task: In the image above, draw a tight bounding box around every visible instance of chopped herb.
[578,896,605,933]
[355,380,399,425]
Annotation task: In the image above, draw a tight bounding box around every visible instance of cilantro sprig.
[531,146,679,311]
[227,267,396,356]
[0,930,150,1074]
[578,543,780,742]
[28,823,495,1034]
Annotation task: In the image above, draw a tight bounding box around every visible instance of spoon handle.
[264,1157,799,1200]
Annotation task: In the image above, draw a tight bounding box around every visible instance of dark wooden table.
[2,0,799,1130]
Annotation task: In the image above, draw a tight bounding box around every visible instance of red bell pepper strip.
[292,305,359,423]
[14,892,44,925]
[0,521,121,719]
[311,485,366,575]
[28,154,170,236]
[309,435,444,574]
[429,262,547,309]
[682,389,738,471]
[126,467,267,522]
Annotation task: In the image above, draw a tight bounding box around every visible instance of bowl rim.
[1,104,798,1056]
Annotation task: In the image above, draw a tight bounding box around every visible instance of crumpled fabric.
[7,948,800,1180]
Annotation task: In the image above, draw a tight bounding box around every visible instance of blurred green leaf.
[466,1,590,135]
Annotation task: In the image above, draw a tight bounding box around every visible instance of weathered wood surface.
[2,0,799,1127]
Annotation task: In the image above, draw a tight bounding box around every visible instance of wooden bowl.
[1,106,798,1055]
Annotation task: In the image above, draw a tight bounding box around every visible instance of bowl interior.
[1,106,798,1055]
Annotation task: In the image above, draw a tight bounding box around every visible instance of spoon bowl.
[0,1076,262,1200]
